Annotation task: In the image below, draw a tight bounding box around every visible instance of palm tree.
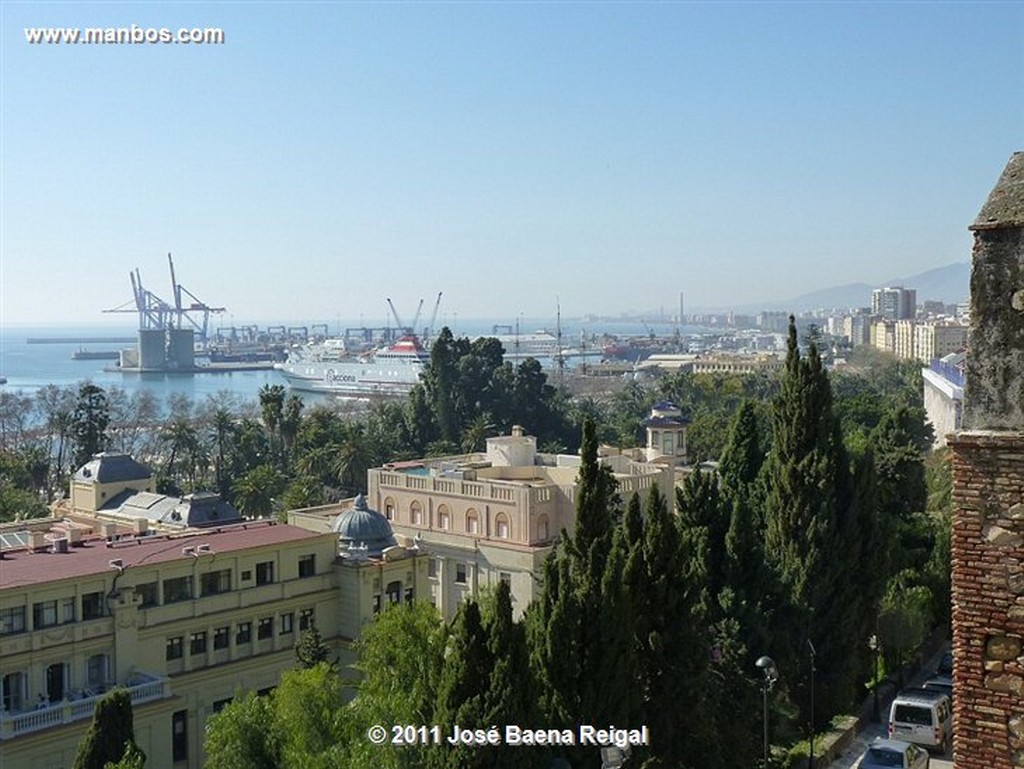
[232,464,286,518]
[208,408,236,498]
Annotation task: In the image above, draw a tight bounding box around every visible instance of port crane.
[104,254,226,344]
[386,294,443,341]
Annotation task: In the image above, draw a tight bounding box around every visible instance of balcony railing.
[0,672,170,740]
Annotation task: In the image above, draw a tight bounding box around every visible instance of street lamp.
[808,640,816,769]
[868,634,881,723]
[756,655,778,769]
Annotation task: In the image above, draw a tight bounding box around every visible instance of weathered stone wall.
[952,152,1024,769]
[951,431,1024,769]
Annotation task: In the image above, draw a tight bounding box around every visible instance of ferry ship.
[275,335,429,397]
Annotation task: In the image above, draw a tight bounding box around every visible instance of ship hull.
[276,361,423,397]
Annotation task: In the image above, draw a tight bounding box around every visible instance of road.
[826,719,952,769]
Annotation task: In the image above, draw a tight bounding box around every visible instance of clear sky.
[1,2,1021,327]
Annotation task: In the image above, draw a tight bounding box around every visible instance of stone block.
[986,672,1024,694]
[989,636,1023,661]
[988,660,1007,672]
[987,525,1024,547]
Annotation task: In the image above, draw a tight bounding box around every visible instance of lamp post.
[808,640,816,769]
[868,634,881,723]
[756,655,778,769]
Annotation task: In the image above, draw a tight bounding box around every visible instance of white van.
[888,687,952,753]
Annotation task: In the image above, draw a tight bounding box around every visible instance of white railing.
[0,673,170,740]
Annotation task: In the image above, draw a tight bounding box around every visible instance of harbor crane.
[104,254,226,344]
[387,294,443,341]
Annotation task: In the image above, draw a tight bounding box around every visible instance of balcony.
[0,671,170,740]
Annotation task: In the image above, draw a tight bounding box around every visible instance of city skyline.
[1,2,1020,326]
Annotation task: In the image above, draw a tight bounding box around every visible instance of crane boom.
[386,298,407,333]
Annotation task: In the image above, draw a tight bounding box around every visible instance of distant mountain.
[693,262,970,315]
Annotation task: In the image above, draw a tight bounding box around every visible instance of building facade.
[0,455,423,769]
[290,426,675,621]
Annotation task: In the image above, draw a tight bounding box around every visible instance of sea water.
[0,318,694,410]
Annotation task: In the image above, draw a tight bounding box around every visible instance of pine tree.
[71,383,110,468]
[73,689,143,769]
[294,625,333,669]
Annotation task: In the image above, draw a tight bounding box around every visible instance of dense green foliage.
[12,321,948,767]
[72,689,143,769]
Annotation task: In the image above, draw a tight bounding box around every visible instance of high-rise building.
[871,286,917,319]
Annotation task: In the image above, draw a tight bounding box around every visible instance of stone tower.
[951,151,1024,769]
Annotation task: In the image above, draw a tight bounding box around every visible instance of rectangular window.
[241,570,252,582]
[2,672,25,712]
[427,558,437,578]
[0,605,26,634]
[136,582,158,607]
[255,561,275,586]
[212,698,232,714]
[455,564,467,584]
[298,554,315,578]
[163,576,193,603]
[33,600,57,629]
[82,591,104,620]
[166,636,184,661]
[87,653,109,690]
[299,608,315,631]
[190,631,207,655]
[280,612,294,635]
[257,617,273,640]
[372,594,381,614]
[60,597,76,624]
[499,572,512,587]
[236,622,252,645]
[172,710,188,763]
[214,626,230,650]
[200,569,231,596]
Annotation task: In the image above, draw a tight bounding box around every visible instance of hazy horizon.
[2,3,1019,325]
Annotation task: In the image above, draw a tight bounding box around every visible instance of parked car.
[855,738,930,769]
[888,687,952,754]
[923,675,953,700]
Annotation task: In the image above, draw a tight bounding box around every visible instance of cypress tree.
[431,600,492,769]
[762,317,860,727]
[482,581,540,769]
[72,688,143,769]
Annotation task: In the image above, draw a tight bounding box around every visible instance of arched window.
[437,505,450,531]
[410,501,423,526]
[537,514,550,542]
[384,497,396,522]
[495,513,510,540]
[466,509,479,535]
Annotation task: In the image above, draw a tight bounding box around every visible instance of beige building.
[290,426,675,621]
[0,454,423,769]
[914,322,968,364]
[871,319,895,354]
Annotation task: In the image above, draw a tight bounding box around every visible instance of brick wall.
[951,430,1024,769]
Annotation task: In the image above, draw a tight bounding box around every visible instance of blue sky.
[1,2,1021,327]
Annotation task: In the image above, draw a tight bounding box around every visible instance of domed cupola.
[331,494,397,558]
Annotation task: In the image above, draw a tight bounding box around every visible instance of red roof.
[0,523,327,590]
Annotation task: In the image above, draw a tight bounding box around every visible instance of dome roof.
[331,494,396,557]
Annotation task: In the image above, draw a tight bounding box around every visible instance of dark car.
[855,738,930,769]
[936,650,953,677]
